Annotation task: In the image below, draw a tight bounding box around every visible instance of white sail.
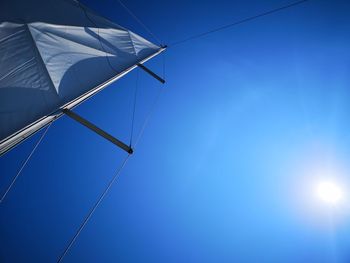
[0,0,162,155]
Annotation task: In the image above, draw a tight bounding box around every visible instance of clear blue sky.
[1,0,350,262]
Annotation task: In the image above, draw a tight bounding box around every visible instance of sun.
[315,180,344,206]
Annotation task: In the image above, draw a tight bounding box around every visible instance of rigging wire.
[162,50,166,80]
[133,86,164,149]
[169,0,311,47]
[77,1,120,73]
[0,123,52,203]
[132,49,166,149]
[129,69,140,146]
[57,154,131,263]
[56,87,164,262]
[56,3,167,261]
[45,0,309,261]
[57,45,166,263]
[116,0,163,46]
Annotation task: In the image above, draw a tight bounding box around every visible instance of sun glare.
[315,180,344,206]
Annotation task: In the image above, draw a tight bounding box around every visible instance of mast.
[0,46,166,156]
[0,0,166,156]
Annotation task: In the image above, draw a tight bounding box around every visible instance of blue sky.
[2,0,350,262]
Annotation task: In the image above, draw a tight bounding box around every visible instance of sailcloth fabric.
[0,0,161,153]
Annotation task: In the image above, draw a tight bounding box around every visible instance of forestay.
[0,0,162,155]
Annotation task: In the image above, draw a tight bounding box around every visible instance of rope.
[133,48,166,148]
[56,5,166,261]
[57,88,162,259]
[77,1,120,73]
[0,123,52,203]
[129,69,140,146]
[57,154,131,263]
[133,87,163,148]
[162,50,166,80]
[116,0,163,46]
[57,70,164,262]
[169,0,311,47]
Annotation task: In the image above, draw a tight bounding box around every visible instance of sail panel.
[0,0,161,153]
[0,0,126,29]
[28,22,158,103]
[0,22,58,141]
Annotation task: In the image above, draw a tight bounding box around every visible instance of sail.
[0,0,162,155]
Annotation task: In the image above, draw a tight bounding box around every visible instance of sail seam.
[25,24,57,97]
[0,57,35,83]
[127,30,138,58]
[0,28,25,44]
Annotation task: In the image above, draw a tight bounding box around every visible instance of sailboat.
[0,0,166,156]
[0,0,165,261]
[1,0,312,261]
